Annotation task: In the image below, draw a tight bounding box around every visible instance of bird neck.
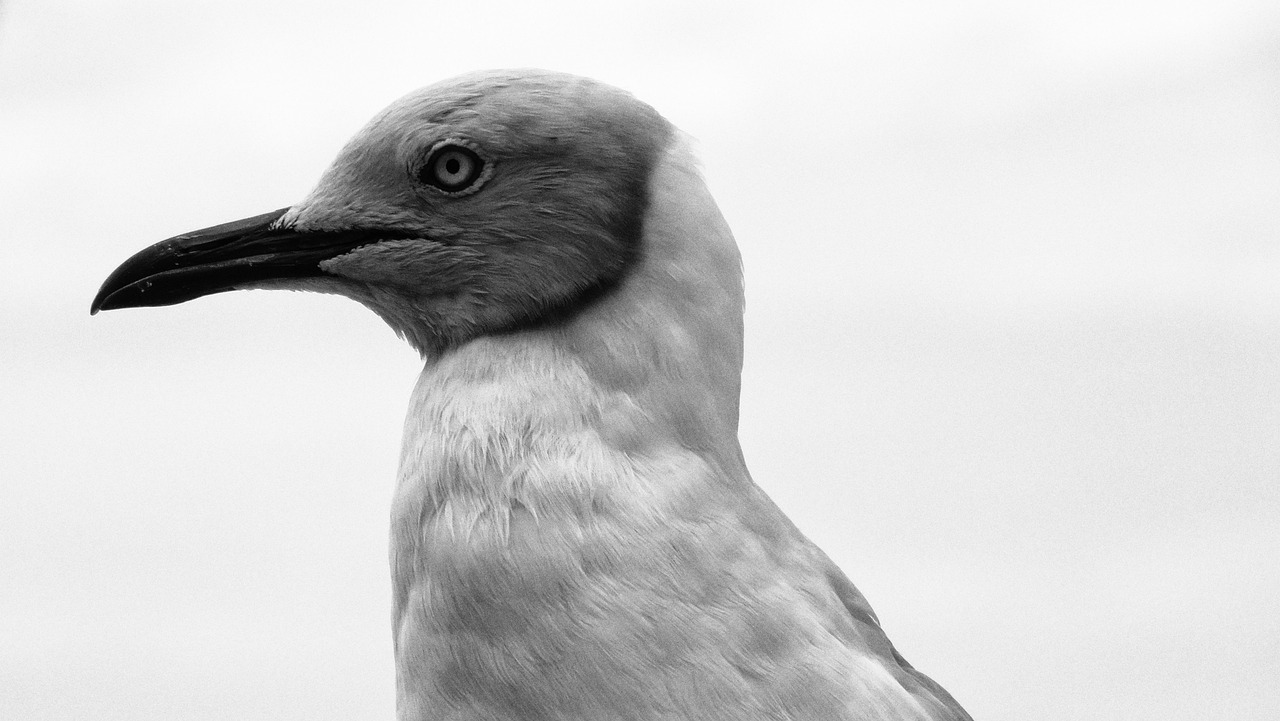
[396,136,747,519]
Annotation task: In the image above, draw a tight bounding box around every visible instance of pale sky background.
[3,1,1279,719]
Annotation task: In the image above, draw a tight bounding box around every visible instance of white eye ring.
[418,140,489,195]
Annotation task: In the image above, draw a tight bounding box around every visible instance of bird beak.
[91,207,399,314]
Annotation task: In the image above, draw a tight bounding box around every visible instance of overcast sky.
[2,1,1279,719]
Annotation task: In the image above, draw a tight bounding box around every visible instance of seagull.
[92,70,972,721]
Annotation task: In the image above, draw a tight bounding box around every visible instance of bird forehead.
[365,70,670,159]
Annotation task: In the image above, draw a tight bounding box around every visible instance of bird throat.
[385,140,751,714]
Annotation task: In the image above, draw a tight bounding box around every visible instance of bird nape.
[93,70,972,721]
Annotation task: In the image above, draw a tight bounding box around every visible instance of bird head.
[91,70,734,359]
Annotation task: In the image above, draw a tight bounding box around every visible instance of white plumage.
[93,69,971,721]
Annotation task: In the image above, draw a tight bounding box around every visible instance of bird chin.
[283,276,463,358]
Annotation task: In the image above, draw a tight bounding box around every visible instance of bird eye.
[419,142,487,194]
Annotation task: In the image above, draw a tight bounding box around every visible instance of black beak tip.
[90,283,113,316]
[90,285,112,315]
[89,291,110,315]
[90,259,153,315]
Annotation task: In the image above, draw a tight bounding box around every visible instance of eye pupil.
[419,143,486,193]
